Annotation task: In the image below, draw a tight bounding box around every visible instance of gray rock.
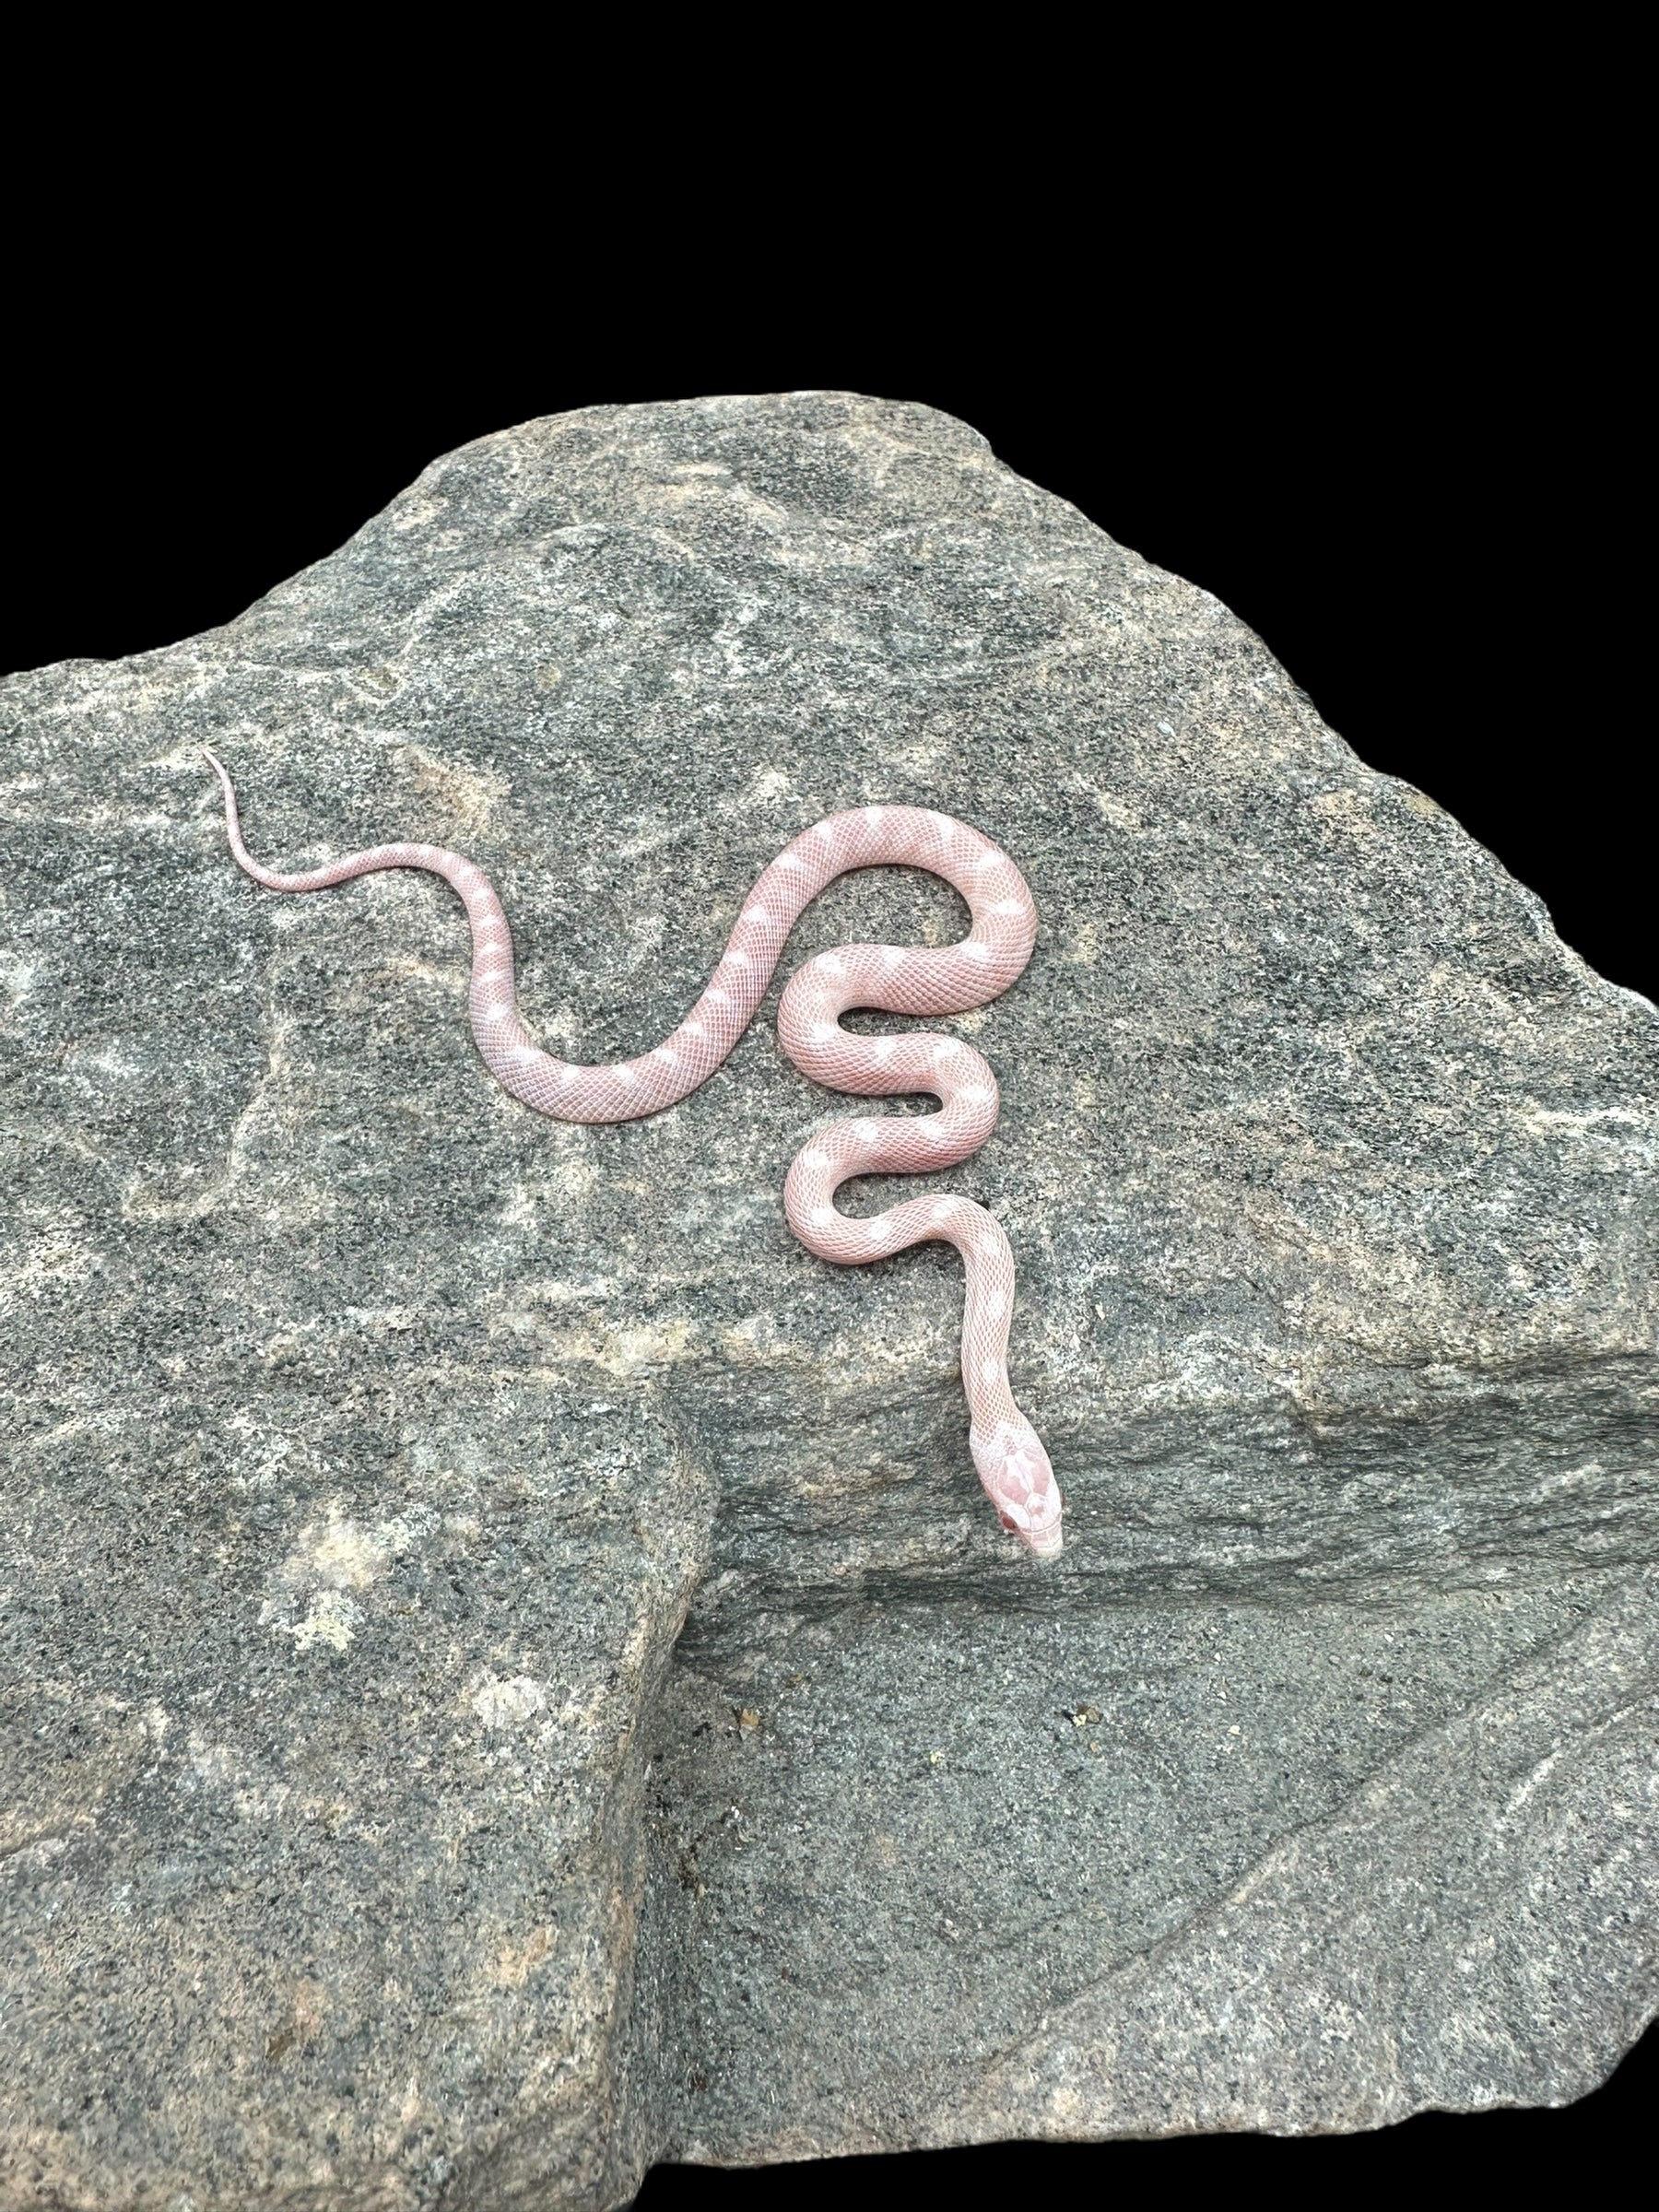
[1,392,1653,2208]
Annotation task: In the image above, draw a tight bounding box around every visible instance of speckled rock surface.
[2,394,1654,2208]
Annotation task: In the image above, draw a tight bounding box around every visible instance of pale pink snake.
[204,750,1063,1557]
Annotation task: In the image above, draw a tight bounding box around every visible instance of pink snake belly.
[204,750,1063,1557]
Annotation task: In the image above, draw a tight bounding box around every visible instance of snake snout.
[1022,1518,1065,1559]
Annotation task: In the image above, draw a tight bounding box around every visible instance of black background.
[7,236,1649,2194]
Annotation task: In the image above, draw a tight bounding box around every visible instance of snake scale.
[206,750,1063,1557]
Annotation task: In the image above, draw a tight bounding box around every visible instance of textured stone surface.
[1,393,1654,2207]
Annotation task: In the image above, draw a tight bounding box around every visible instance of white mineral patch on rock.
[471,1673,550,1729]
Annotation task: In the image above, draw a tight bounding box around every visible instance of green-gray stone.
[2,394,1653,2208]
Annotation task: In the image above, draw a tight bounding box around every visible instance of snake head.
[972,1422,1064,1559]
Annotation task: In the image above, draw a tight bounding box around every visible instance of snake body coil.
[206,752,1062,1556]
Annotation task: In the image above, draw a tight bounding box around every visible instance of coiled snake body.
[205,753,1063,1557]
